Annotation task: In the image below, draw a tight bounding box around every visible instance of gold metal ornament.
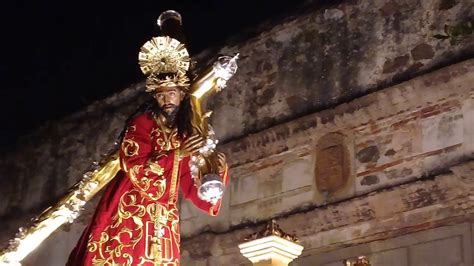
[244,219,300,243]
[343,256,371,266]
[138,36,191,91]
[138,36,190,76]
[145,73,190,92]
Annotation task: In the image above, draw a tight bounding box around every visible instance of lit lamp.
[239,220,304,266]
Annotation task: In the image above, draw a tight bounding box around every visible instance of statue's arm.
[179,153,230,216]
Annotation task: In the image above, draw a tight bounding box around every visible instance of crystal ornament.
[157,10,182,27]
[213,53,239,89]
[198,173,224,205]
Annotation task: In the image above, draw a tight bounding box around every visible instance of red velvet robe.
[67,112,229,266]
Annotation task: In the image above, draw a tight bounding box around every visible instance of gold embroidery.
[147,161,165,176]
[128,165,151,192]
[88,189,148,265]
[141,205,180,264]
[87,232,109,255]
[87,117,186,265]
[128,165,167,201]
[122,138,140,157]
[121,158,129,173]
[87,198,182,265]
[125,152,167,200]
[112,190,146,227]
[150,179,167,200]
[151,204,163,264]
[168,150,180,206]
[152,115,180,152]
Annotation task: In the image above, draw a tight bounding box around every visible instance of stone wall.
[1,0,472,233]
[208,0,474,141]
[180,160,474,265]
[180,59,474,237]
[0,0,473,264]
[17,58,474,266]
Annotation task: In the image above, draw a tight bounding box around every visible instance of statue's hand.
[180,134,204,157]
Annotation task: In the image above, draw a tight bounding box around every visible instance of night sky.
[0,0,311,150]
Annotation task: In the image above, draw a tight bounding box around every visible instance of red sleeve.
[179,156,230,216]
[119,114,174,202]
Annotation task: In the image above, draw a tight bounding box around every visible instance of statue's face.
[154,86,185,115]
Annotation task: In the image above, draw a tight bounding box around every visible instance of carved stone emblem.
[315,132,350,195]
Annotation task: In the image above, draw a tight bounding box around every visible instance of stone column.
[239,220,304,266]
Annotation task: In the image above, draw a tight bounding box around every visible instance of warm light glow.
[1,214,69,264]
[191,54,239,99]
[192,76,215,99]
[0,156,121,265]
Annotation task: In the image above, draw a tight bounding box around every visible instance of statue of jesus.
[67,11,230,266]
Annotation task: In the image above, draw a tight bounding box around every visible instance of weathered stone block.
[180,200,197,220]
[257,175,283,199]
[421,109,463,152]
[230,203,259,226]
[369,248,409,266]
[462,95,474,154]
[410,236,463,265]
[281,158,314,192]
[281,188,313,213]
[230,175,259,206]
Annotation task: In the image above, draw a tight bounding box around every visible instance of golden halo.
[138,36,190,76]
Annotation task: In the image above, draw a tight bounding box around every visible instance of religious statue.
[66,10,238,266]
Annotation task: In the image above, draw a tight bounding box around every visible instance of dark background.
[0,0,312,150]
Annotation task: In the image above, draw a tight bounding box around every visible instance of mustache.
[152,103,180,127]
[162,104,178,109]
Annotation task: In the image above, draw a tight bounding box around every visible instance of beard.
[154,104,180,128]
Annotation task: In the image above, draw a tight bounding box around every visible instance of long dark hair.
[175,94,193,139]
